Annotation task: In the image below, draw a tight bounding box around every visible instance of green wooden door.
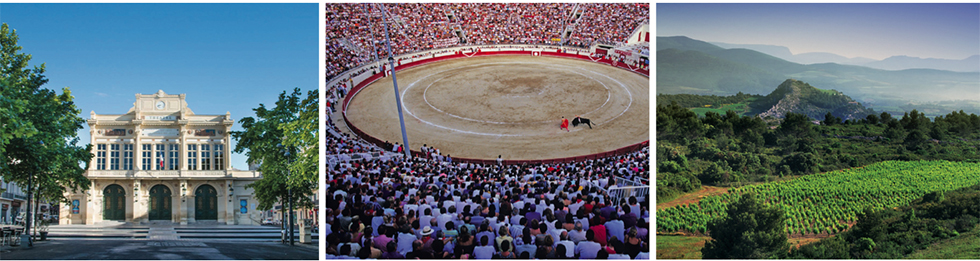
[103,184,126,221]
[148,185,172,220]
[195,185,218,220]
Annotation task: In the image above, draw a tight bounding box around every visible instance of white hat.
[421,226,433,236]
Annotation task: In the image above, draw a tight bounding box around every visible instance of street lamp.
[277,143,294,246]
[23,140,43,248]
[380,3,412,159]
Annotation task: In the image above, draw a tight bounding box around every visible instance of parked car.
[262,218,276,225]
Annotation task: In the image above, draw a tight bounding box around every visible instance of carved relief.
[195,129,216,136]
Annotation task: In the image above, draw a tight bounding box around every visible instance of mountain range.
[710,41,980,72]
[657,36,980,111]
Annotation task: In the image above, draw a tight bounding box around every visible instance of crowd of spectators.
[324,78,384,156]
[570,3,649,46]
[322,146,650,259]
[446,3,572,46]
[326,4,382,81]
[326,3,649,83]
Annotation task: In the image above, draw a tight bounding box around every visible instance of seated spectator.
[473,235,496,259]
[495,225,514,252]
[443,222,459,239]
[495,239,516,258]
[605,215,626,244]
[514,231,537,258]
[381,241,403,259]
[373,226,393,252]
[556,236,575,258]
[420,226,436,252]
[405,240,433,259]
[574,230,601,259]
[589,216,609,246]
[624,227,644,259]
[568,222,587,243]
[431,238,451,259]
[455,227,475,258]
[621,203,638,229]
[396,232,415,256]
[534,234,556,259]
[596,248,610,259]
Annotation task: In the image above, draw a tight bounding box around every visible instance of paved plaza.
[0,223,318,260]
[0,239,317,260]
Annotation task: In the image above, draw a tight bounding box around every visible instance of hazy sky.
[0,3,318,170]
[657,3,980,60]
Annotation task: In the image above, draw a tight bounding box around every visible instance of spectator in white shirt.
[574,229,601,259]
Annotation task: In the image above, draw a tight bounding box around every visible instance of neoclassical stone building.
[60,90,263,225]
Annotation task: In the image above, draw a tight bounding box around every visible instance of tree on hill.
[824,112,841,126]
[702,192,790,259]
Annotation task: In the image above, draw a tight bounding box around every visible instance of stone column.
[223,112,233,170]
[179,121,188,171]
[134,126,143,171]
[179,180,189,225]
[187,181,196,224]
[90,182,101,224]
[59,197,71,225]
[133,180,144,223]
[224,180,234,225]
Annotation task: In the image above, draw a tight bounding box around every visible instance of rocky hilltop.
[754,79,875,121]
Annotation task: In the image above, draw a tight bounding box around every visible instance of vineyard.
[656,160,980,236]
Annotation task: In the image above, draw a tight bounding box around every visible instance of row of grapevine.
[656,160,980,236]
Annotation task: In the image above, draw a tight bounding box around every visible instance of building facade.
[60,90,263,225]
[0,177,27,224]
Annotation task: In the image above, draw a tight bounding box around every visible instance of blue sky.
[0,3,318,170]
[657,3,980,60]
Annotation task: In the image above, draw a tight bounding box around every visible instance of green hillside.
[657,35,725,53]
[657,160,980,234]
[656,36,980,113]
[904,224,980,259]
[657,48,784,95]
[658,79,875,121]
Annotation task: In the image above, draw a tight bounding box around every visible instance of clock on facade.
[156,101,165,110]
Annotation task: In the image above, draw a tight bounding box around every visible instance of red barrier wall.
[340,49,649,165]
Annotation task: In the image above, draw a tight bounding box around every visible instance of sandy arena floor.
[345,55,649,160]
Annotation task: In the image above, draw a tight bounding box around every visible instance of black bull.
[572,117,593,129]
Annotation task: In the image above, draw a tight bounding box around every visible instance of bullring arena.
[326,3,651,260]
[345,53,648,161]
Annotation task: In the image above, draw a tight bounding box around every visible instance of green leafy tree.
[779,112,815,140]
[702,192,790,259]
[884,120,907,142]
[879,112,893,125]
[824,112,839,126]
[231,88,316,211]
[1,23,91,202]
[865,114,879,125]
[281,89,318,188]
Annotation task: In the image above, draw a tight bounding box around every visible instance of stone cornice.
[86,170,261,180]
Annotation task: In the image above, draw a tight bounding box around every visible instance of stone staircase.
[46,224,149,240]
[175,226,319,242]
[44,224,317,242]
